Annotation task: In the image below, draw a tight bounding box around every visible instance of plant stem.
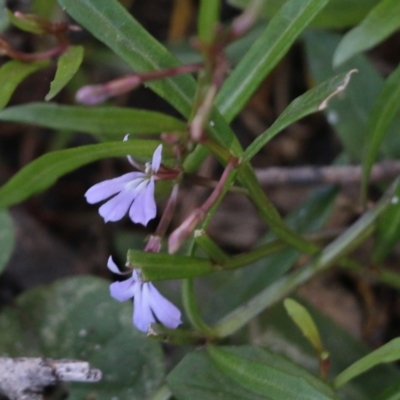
[212,180,397,337]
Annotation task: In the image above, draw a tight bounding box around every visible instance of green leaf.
[377,381,400,400]
[57,0,195,117]
[213,180,398,337]
[0,60,50,110]
[373,185,400,264]
[205,186,337,323]
[244,70,356,160]
[168,346,337,400]
[198,0,221,45]
[6,8,46,34]
[304,30,400,162]
[0,0,7,32]
[334,0,400,66]
[0,276,165,399]
[334,338,400,389]
[57,0,242,156]
[168,349,265,400]
[0,103,186,138]
[361,63,400,200]
[207,346,337,399]
[32,0,57,18]
[128,250,215,281]
[0,210,14,275]
[228,0,379,29]
[284,298,324,356]
[0,140,162,209]
[259,302,400,400]
[46,45,84,100]
[216,0,329,122]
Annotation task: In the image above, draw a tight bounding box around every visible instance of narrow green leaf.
[261,302,400,400]
[198,0,221,45]
[207,346,337,399]
[284,298,324,355]
[128,250,215,281]
[32,0,57,18]
[244,70,356,160]
[0,103,186,138]
[56,0,242,156]
[216,0,329,122]
[377,381,400,400]
[373,186,400,264]
[45,45,84,100]
[334,338,400,389]
[57,0,195,117]
[214,180,398,337]
[0,210,14,275]
[228,0,379,29]
[361,63,400,201]
[0,0,7,32]
[6,8,45,34]
[334,0,400,66]
[0,140,162,209]
[304,30,400,162]
[0,60,49,110]
[206,186,337,323]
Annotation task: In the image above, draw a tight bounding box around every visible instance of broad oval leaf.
[46,45,84,100]
[0,103,186,138]
[334,338,400,389]
[0,276,165,399]
[334,0,400,66]
[216,0,329,122]
[0,60,49,110]
[0,210,14,275]
[0,140,163,209]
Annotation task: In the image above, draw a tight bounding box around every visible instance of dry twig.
[0,357,101,400]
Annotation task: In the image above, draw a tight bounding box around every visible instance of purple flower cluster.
[85,144,182,333]
[85,144,162,226]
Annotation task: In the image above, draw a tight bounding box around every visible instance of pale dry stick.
[254,160,400,187]
[0,358,101,400]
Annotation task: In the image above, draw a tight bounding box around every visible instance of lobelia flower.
[107,256,182,332]
[85,144,162,226]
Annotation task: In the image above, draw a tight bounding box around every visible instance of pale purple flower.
[107,256,182,332]
[85,145,162,226]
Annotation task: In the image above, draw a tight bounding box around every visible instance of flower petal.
[107,256,123,275]
[85,172,143,204]
[151,145,163,172]
[133,282,155,332]
[128,179,156,226]
[109,276,137,302]
[147,283,182,329]
[98,191,136,222]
